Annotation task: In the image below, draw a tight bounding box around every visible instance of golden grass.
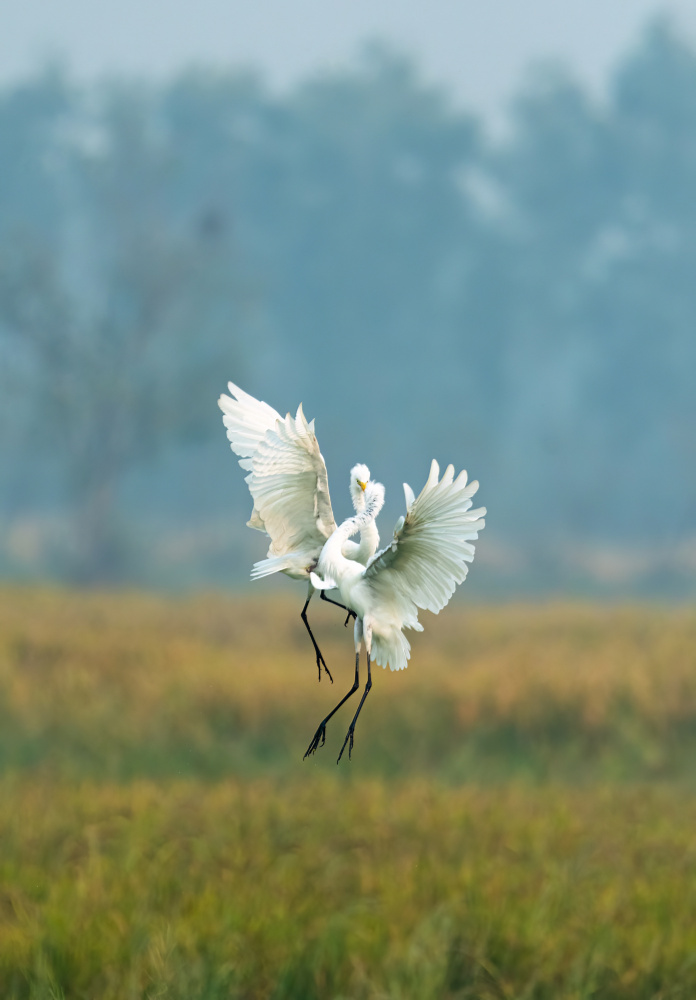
[1,587,696,996]
[0,586,694,778]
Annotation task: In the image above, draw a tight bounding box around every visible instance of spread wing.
[363,459,486,670]
[218,382,338,577]
[218,381,283,472]
[246,404,338,578]
[218,381,284,530]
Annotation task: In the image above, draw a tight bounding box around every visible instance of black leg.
[337,653,372,763]
[301,598,333,684]
[319,588,357,627]
[304,650,360,758]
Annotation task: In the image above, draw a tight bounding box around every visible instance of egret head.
[349,463,371,509]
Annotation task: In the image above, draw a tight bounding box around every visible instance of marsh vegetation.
[1,589,695,997]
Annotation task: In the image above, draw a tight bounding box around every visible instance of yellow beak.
[357,480,367,492]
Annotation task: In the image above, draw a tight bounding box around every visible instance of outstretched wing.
[218,381,284,530]
[218,381,283,472]
[218,383,338,573]
[247,404,338,578]
[363,459,486,670]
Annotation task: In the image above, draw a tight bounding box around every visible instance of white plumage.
[306,463,486,760]
[218,382,380,679]
[247,405,337,579]
[219,382,334,573]
[311,461,486,672]
[218,381,487,761]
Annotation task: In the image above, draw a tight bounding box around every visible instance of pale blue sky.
[1,0,694,119]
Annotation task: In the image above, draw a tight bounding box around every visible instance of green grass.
[2,779,696,998]
[0,777,696,1000]
[1,587,696,997]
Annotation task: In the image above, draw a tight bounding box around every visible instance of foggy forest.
[1,18,694,595]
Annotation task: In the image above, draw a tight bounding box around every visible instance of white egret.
[306,462,486,762]
[218,382,381,681]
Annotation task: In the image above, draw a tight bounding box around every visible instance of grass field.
[1,587,695,997]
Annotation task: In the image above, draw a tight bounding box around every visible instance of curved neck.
[337,503,376,543]
[354,518,379,562]
[323,490,383,572]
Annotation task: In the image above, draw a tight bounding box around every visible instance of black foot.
[316,653,333,684]
[337,726,355,763]
[344,609,357,627]
[303,723,327,758]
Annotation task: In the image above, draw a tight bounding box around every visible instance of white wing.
[247,404,338,579]
[362,459,486,671]
[218,381,284,531]
[218,381,283,472]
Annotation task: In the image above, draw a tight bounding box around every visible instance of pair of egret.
[219,381,486,762]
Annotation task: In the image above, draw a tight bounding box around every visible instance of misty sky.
[2,0,695,119]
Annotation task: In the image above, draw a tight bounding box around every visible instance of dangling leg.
[319,587,357,627]
[337,652,372,763]
[304,619,362,758]
[301,583,333,683]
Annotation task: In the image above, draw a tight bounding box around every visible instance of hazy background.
[1,1,695,595]
[3,9,696,995]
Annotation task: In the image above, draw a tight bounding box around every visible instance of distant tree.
[258,46,482,484]
[156,50,486,495]
[0,84,244,581]
[479,19,696,553]
[555,19,696,543]
[0,67,69,242]
[2,21,696,592]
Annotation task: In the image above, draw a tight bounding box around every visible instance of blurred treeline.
[0,19,694,593]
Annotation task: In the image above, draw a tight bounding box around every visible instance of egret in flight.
[218,382,381,681]
[306,462,486,762]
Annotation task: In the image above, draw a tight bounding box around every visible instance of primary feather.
[249,405,338,578]
[219,380,283,474]
[218,380,284,531]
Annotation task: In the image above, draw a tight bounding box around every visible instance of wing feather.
[363,459,486,670]
[218,381,283,472]
[247,403,337,573]
[218,382,284,530]
[219,383,338,575]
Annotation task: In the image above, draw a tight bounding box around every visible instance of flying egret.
[218,382,381,681]
[305,462,486,762]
